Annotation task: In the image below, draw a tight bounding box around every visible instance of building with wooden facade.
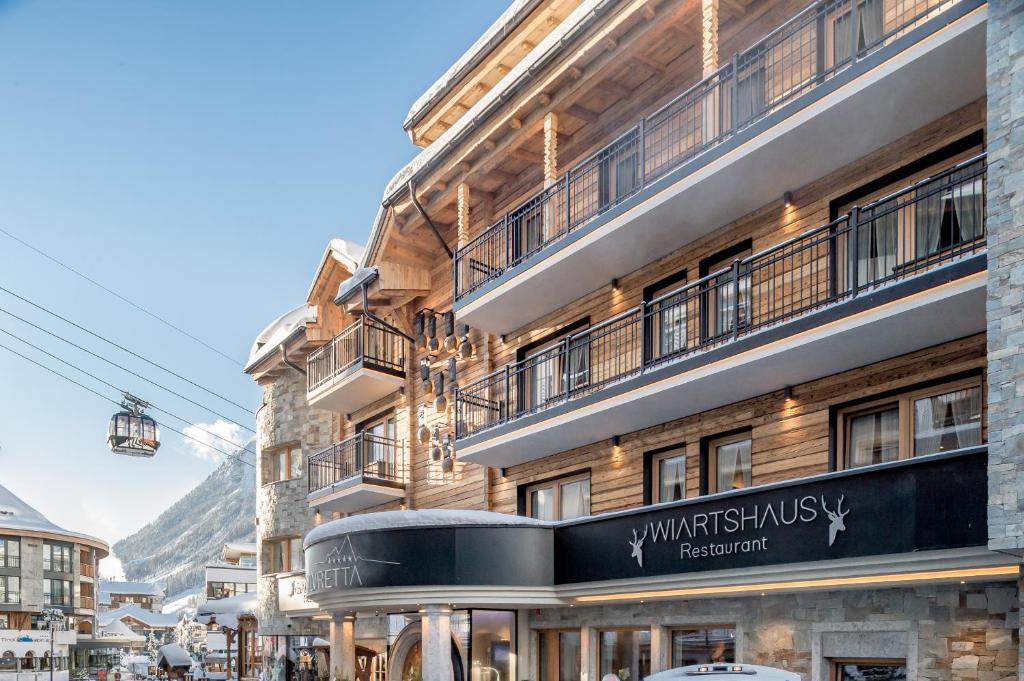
[247,0,1024,679]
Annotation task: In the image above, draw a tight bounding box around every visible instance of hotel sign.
[277,572,320,613]
[305,449,986,593]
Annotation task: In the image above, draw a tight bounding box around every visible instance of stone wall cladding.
[986,0,1024,552]
[256,366,336,635]
[529,583,1019,681]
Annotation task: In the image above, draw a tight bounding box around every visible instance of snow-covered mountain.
[112,450,256,597]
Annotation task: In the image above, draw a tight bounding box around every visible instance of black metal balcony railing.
[308,432,405,495]
[306,317,405,394]
[0,555,20,569]
[453,0,971,302]
[456,156,986,439]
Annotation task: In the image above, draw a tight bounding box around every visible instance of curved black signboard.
[305,449,986,596]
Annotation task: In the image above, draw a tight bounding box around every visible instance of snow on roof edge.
[244,303,317,372]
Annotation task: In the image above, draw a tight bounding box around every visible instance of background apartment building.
[247,0,1024,679]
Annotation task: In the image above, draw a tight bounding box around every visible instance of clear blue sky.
[0,0,507,558]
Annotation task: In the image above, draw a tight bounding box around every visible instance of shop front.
[304,448,1020,681]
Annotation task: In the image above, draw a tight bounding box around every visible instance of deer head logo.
[628,527,648,567]
[820,495,849,547]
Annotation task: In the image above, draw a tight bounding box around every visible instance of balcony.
[80,562,95,578]
[453,0,986,334]
[456,158,987,466]
[79,595,95,610]
[307,432,406,513]
[306,318,406,415]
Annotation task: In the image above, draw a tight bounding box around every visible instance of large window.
[646,271,690,362]
[838,378,982,469]
[832,661,907,680]
[538,631,581,681]
[43,578,72,606]
[670,628,736,667]
[598,629,650,681]
[0,538,19,568]
[707,432,752,494]
[650,447,687,504]
[517,320,591,415]
[0,576,19,604]
[207,582,253,600]
[43,544,72,573]
[470,611,515,681]
[526,473,591,521]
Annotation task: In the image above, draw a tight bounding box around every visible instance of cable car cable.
[0,339,255,468]
[0,283,252,414]
[0,304,255,434]
[0,324,258,457]
[0,226,243,367]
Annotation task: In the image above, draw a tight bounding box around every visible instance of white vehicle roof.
[646,664,800,681]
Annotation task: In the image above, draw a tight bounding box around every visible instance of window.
[735,56,766,124]
[266,445,298,484]
[707,433,752,493]
[669,628,735,667]
[207,582,253,600]
[267,538,302,574]
[700,243,752,340]
[538,631,581,681]
[0,576,19,604]
[471,611,515,681]
[838,378,983,468]
[645,270,690,363]
[526,473,591,521]
[0,538,19,568]
[598,629,650,681]
[650,447,687,504]
[516,320,590,415]
[43,578,72,606]
[832,661,907,680]
[0,615,7,629]
[359,413,398,477]
[43,544,72,573]
[832,0,885,64]
[598,139,640,211]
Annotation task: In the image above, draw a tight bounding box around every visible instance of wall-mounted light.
[612,435,621,447]
[611,278,620,290]
[783,191,794,207]
[783,385,794,400]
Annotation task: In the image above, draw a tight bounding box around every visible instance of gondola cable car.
[107,392,160,458]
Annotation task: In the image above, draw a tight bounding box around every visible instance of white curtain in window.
[914,387,981,455]
[716,440,752,491]
[659,455,686,502]
[858,209,898,284]
[560,480,591,520]
[568,339,590,391]
[951,172,983,243]
[915,186,945,258]
[848,408,899,467]
[657,300,688,357]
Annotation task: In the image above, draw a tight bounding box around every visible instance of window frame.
[0,538,19,569]
[644,269,690,364]
[525,472,592,521]
[650,447,688,504]
[830,658,907,681]
[667,626,737,668]
[0,576,19,604]
[264,444,299,485]
[836,376,983,469]
[265,536,302,575]
[699,241,753,342]
[706,431,753,494]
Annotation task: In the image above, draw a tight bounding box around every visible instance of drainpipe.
[361,282,415,342]
[408,179,454,260]
[279,345,306,375]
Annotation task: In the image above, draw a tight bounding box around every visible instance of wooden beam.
[565,104,600,124]
[601,79,634,99]
[510,117,523,130]
[510,147,544,164]
[568,66,584,80]
[603,36,618,51]
[538,92,552,106]
[633,53,667,75]
[719,0,746,15]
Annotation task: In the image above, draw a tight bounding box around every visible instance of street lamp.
[41,608,66,681]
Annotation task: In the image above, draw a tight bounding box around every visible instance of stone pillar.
[580,626,597,681]
[543,112,559,188]
[515,609,530,681]
[330,614,356,681]
[650,625,669,674]
[421,606,453,681]
[457,183,471,251]
[986,0,1024,555]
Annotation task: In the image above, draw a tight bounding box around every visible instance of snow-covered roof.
[223,542,256,555]
[98,618,147,643]
[195,592,257,631]
[364,0,613,268]
[334,266,378,305]
[305,509,549,549]
[306,238,365,302]
[0,483,109,551]
[100,581,164,598]
[244,303,317,371]
[404,0,542,131]
[100,604,180,628]
[157,643,195,669]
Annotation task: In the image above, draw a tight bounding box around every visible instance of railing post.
[849,0,859,64]
[637,119,646,188]
[731,259,742,340]
[504,364,512,423]
[561,336,572,398]
[731,54,740,131]
[848,205,860,296]
[564,170,572,231]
